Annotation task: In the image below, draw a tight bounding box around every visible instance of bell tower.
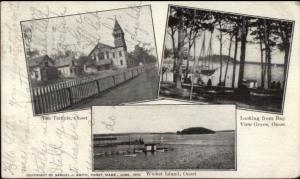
[112,18,127,51]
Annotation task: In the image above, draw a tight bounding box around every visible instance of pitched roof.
[113,19,123,33]
[28,55,54,67]
[88,42,114,57]
[54,56,74,67]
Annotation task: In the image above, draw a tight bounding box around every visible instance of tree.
[223,33,234,85]
[231,26,239,88]
[274,20,293,88]
[215,15,226,86]
[167,6,180,82]
[237,16,250,88]
[168,6,191,89]
[128,45,157,65]
[182,9,205,81]
[250,18,267,88]
[217,14,240,86]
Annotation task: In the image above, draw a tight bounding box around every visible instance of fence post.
[33,88,39,115]
[112,75,116,86]
[123,72,126,81]
[67,82,73,105]
[96,80,101,94]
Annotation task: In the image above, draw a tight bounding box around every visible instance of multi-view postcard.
[92,105,236,170]
[159,5,294,113]
[21,5,159,115]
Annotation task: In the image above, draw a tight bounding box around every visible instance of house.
[55,55,86,78]
[86,19,133,72]
[28,55,58,81]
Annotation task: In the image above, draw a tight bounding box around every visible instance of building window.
[106,51,109,59]
[112,52,115,58]
[120,60,123,66]
[98,52,104,60]
[119,51,122,57]
[44,61,48,67]
[35,71,39,78]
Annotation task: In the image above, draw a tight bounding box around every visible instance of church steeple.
[112,18,127,51]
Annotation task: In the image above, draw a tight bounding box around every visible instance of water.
[162,60,285,88]
[93,132,235,170]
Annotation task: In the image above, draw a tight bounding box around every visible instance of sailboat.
[199,31,218,77]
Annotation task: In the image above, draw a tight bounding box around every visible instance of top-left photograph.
[21,5,159,115]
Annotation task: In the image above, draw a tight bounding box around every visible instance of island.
[176,127,216,135]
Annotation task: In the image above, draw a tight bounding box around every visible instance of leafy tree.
[127,45,157,66]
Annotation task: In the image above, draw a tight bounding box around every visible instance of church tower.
[112,19,127,51]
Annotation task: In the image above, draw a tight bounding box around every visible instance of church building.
[85,19,134,73]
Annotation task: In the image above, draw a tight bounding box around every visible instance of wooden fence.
[32,66,147,115]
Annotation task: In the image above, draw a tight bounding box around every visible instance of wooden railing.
[32,65,149,115]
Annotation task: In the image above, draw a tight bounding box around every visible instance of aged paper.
[1,1,300,178]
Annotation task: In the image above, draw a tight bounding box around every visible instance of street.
[66,66,159,109]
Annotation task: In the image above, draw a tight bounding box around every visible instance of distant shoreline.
[93,130,235,137]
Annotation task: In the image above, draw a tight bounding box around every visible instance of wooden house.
[28,55,58,81]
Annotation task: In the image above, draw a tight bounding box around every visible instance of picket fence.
[32,66,146,115]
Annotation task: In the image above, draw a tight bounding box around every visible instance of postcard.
[92,105,236,171]
[159,4,294,114]
[20,5,159,115]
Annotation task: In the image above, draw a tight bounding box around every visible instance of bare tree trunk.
[237,18,248,88]
[176,22,184,89]
[258,30,265,89]
[223,34,233,85]
[267,38,272,88]
[219,29,223,85]
[232,29,239,88]
[184,46,192,81]
[282,43,289,89]
[263,20,272,88]
[171,35,177,83]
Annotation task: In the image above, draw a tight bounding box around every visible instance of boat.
[156,147,169,152]
[124,154,137,157]
[134,149,144,153]
[200,68,217,76]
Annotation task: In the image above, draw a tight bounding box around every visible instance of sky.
[164,18,286,65]
[21,5,157,57]
[92,105,236,134]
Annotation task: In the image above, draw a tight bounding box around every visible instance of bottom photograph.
[92,105,236,170]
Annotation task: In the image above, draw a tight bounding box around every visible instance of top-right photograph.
[159,5,294,114]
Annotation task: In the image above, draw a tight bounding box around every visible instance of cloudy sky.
[92,105,235,134]
[21,5,157,57]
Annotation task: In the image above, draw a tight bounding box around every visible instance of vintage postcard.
[92,105,236,170]
[159,5,294,114]
[21,5,159,115]
[1,1,300,178]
